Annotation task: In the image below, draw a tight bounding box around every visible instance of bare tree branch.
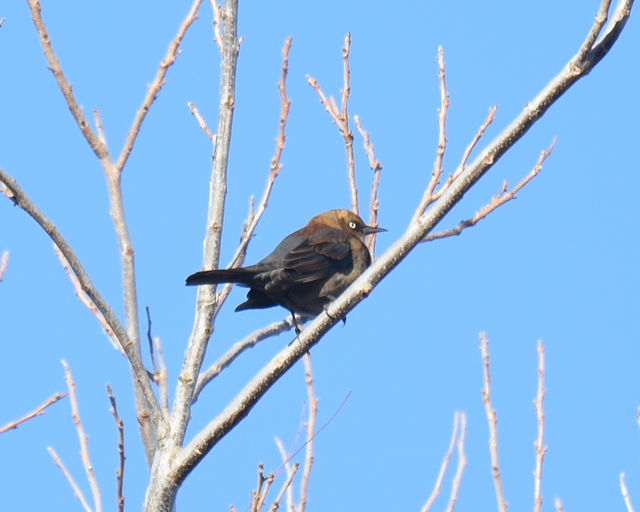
[421,411,461,512]
[0,169,160,430]
[480,334,508,512]
[23,0,204,464]
[0,250,9,281]
[445,412,467,512]
[169,0,241,451]
[210,0,224,53]
[298,354,317,512]
[354,115,383,255]
[62,361,103,512]
[217,35,293,308]
[188,101,216,140]
[194,317,294,402]
[434,106,497,203]
[269,462,299,512]
[0,392,66,434]
[115,0,204,172]
[26,0,108,160]
[48,446,94,512]
[533,341,548,512]
[204,36,293,320]
[106,386,126,512]
[54,246,123,353]
[148,5,633,504]
[425,140,555,242]
[413,46,450,222]
[250,464,275,512]
[275,438,297,512]
[307,33,358,214]
[145,1,241,510]
[621,473,635,512]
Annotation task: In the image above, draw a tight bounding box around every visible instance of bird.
[186,209,385,331]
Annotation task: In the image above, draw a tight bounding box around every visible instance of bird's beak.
[363,225,386,235]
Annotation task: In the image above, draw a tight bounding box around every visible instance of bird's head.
[310,209,386,241]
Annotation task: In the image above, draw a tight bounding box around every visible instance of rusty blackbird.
[186,209,385,329]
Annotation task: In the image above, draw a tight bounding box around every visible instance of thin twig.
[54,246,122,353]
[354,115,383,255]
[275,439,296,512]
[0,392,66,434]
[576,0,613,65]
[146,306,159,377]
[185,32,292,326]
[0,250,9,281]
[306,33,358,214]
[93,109,108,147]
[299,354,317,512]
[188,102,215,140]
[425,139,555,242]
[254,468,275,512]
[210,0,224,52]
[153,336,170,415]
[554,497,565,512]
[434,106,497,201]
[26,0,107,159]
[194,317,295,402]
[48,446,93,512]
[106,386,126,512]
[413,46,449,223]
[63,361,103,512]
[341,33,357,214]
[222,36,292,273]
[250,464,271,512]
[253,464,266,511]
[420,412,461,512]
[480,334,508,512]
[269,463,300,512]
[445,412,467,512]
[115,0,204,172]
[621,473,635,512]
[533,341,548,512]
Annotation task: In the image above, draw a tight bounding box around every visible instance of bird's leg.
[290,311,302,335]
[323,304,347,326]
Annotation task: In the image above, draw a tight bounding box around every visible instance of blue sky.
[2,1,640,511]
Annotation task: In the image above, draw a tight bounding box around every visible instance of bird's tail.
[185,268,254,286]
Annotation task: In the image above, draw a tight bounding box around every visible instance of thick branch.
[26,0,108,159]
[144,2,240,511]
[163,0,634,491]
[169,0,240,448]
[0,169,161,429]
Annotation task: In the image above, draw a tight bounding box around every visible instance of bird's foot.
[324,306,347,326]
[290,312,303,335]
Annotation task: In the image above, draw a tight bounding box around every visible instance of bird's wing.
[282,227,352,284]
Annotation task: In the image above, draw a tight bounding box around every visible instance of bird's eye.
[348,221,357,230]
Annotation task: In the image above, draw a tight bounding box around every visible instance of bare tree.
[0,0,634,511]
